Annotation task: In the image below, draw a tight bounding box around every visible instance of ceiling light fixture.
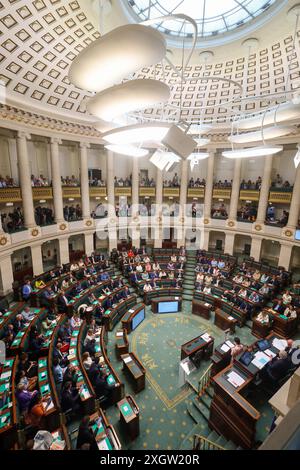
[105,144,149,157]
[150,149,181,171]
[222,145,283,159]
[294,144,300,169]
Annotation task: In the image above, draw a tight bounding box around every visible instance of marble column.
[224,232,235,255]
[84,232,95,257]
[131,156,140,248]
[177,159,188,247]
[278,243,292,271]
[228,158,241,222]
[250,236,262,261]
[286,165,300,229]
[204,151,215,220]
[31,243,44,276]
[256,156,273,223]
[154,168,163,248]
[80,142,90,220]
[106,151,117,251]
[58,236,70,265]
[16,131,36,228]
[0,253,14,296]
[50,138,64,223]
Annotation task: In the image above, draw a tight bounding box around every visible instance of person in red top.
[127,249,134,258]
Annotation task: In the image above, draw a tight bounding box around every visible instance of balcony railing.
[187,188,205,198]
[163,187,180,198]
[115,187,132,197]
[32,186,53,200]
[268,191,292,204]
[139,186,156,197]
[239,189,260,201]
[213,188,231,200]
[62,186,81,199]
[0,187,22,203]
[89,187,107,198]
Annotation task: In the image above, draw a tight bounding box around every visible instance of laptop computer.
[240,351,254,366]
[257,339,270,351]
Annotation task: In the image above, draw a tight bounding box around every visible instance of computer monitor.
[240,351,254,366]
[257,339,270,351]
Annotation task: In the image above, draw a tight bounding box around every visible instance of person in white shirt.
[82,352,93,371]
[238,288,247,298]
[233,274,243,284]
[84,329,95,347]
[171,254,177,263]
[256,311,270,324]
[143,256,150,264]
[136,263,143,273]
[203,286,211,295]
[282,290,292,305]
[259,283,269,295]
[21,306,35,322]
[70,263,79,271]
[143,282,153,292]
[283,305,297,319]
[152,262,160,271]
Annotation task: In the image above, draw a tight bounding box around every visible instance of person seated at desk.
[134,254,141,263]
[122,286,130,299]
[152,262,160,271]
[16,383,39,414]
[170,254,177,263]
[255,310,270,324]
[159,270,167,279]
[168,271,175,280]
[203,285,212,295]
[40,315,55,335]
[149,271,157,281]
[196,272,205,284]
[259,283,270,296]
[52,357,65,397]
[45,270,57,282]
[136,263,143,273]
[70,263,79,272]
[18,352,37,378]
[63,364,78,388]
[130,272,139,284]
[167,261,175,271]
[210,258,217,268]
[261,350,291,384]
[252,270,261,281]
[143,255,150,264]
[212,267,220,277]
[61,277,70,290]
[14,313,26,332]
[238,287,248,298]
[51,281,60,295]
[205,274,213,286]
[179,254,186,264]
[141,271,149,281]
[76,416,98,451]
[21,306,34,323]
[42,286,55,302]
[57,290,71,313]
[34,278,46,290]
[61,381,81,413]
[269,299,285,315]
[260,273,270,284]
[73,283,84,296]
[104,296,113,309]
[53,342,68,366]
[249,291,260,303]
[242,278,251,288]
[283,304,297,319]
[143,282,153,292]
[230,337,244,362]
[282,290,292,305]
[22,280,33,302]
[84,329,95,348]
[82,352,93,371]
[99,271,110,281]
[218,259,225,269]
[17,369,37,392]
[145,262,152,273]
[233,274,244,284]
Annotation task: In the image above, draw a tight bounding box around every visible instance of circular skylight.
[127,0,278,38]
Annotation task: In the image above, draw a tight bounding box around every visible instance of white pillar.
[106,151,117,251]
[154,168,163,248]
[224,232,235,255]
[0,253,14,296]
[50,138,64,223]
[58,236,70,265]
[250,236,262,261]
[177,159,188,247]
[286,165,300,229]
[80,142,90,220]
[31,243,44,276]
[84,232,94,257]
[256,156,273,223]
[204,151,215,220]
[228,158,241,222]
[278,243,292,270]
[16,131,36,228]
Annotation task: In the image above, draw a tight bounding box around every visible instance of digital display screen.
[158,301,179,313]
[132,308,145,330]
[295,229,300,241]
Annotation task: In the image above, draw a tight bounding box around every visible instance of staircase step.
[216,435,227,447]
[207,430,220,443]
[183,295,193,301]
[199,393,212,410]
[193,398,210,422]
[206,385,214,399]
[224,440,236,450]
[187,404,200,424]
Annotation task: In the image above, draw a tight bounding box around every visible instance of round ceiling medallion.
[59,223,67,231]
[228,221,235,227]
[204,218,209,225]
[85,220,93,227]
[284,229,293,237]
[0,236,8,246]
[254,224,262,231]
[31,228,39,237]
[68,24,166,92]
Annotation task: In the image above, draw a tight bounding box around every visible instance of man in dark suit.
[57,290,71,313]
[270,300,285,314]
[262,350,291,384]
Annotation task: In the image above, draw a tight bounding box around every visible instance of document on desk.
[116,332,123,337]
[227,371,245,388]
[128,309,135,313]
[225,340,235,348]
[251,351,271,369]
[264,349,276,358]
[201,333,211,342]
[123,356,132,364]
[221,343,230,353]
[228,316,234,320]
[204,303,210,307]
[272,338,288,350]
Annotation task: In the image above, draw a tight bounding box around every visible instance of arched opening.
[69,234,85,262]
[233,234,252,258]
[290,245,300,279]
[261,239,280,266]
[208,230,225,253]
[11,247,33,283]
[42,239,59,271]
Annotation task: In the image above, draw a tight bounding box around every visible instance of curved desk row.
[193,291,248,326]
[143,287,183,306]
[0,302,25,332]
[0,356,17,450]
[9,307,46,355]
[121,303,146,333]
[102,294,137,331]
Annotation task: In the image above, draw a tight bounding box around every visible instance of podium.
[178,358,196,387]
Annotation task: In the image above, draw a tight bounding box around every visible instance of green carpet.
[105,301,275,450]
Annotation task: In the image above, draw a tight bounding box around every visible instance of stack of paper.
[204,303,210,307]
[116,332,123,337]
[226,340,235,348]
[272,338,288,350]
[228,316,234,320]
[124,356,132,364]
[264,349,276,358]
[220,343,230,353]
[227,371,245,388]
[251,351,271,369]
[201,333,211,342]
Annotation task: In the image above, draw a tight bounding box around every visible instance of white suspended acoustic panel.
[222,145,283,159]
[86,79,170,122]
[102,123,170,145]
[228,125,295,144]
[233,102,300,130]
[105,144,149,157]
[68,24,167,92]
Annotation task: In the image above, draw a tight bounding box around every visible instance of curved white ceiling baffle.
[68,24,167,92]
[102,123,171,145]
[195,138,210,147]
[228,126,295,143]
[233,102,300,130]
[222,145,283,159]
[86,79,170,122]
[105,144,149,157]
[188,152,209,160]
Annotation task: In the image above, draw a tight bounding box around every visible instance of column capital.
[80,142,90,150]
[50,137,62,145]
[17,130,31,140]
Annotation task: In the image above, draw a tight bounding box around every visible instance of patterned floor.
[105,301,275,450]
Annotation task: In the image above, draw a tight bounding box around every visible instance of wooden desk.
[214,308,237,333]
[115,329,129,359]
[89,409,121,450]
[117,395,140,441]
[0,357,17,450]
[37,356,60,431]
[102,294,137,331]
[251,317,271,338]
[121,303,146,333]
[120,353,146,393]
[272,313,298,339]
[192,299,212,319]
[181,334,214,361]
[151,296,182,314]
[144,287,183,305]
[211,341,233,376]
